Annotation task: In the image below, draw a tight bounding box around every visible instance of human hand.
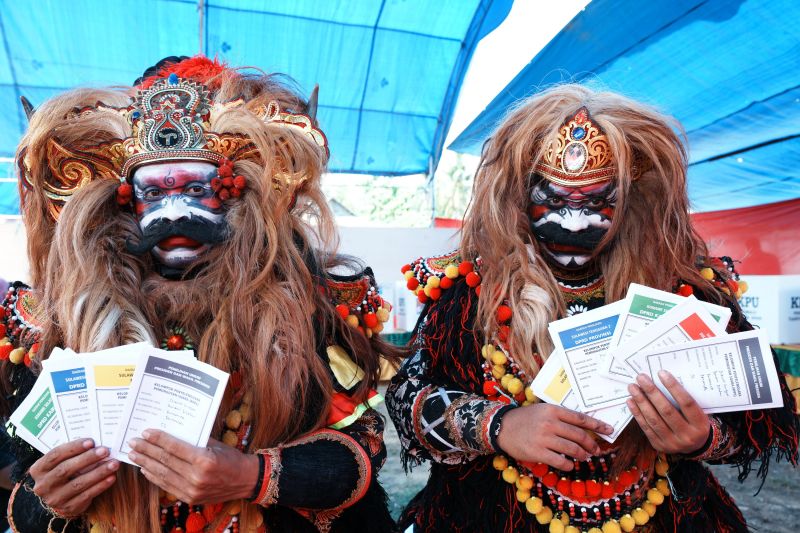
[29,439,119,518]
[496,403,613,471]
[627,371,710,455]
[128,430,259,504]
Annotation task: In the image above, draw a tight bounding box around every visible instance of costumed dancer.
[387,84,798,532]
[2,56,401,532]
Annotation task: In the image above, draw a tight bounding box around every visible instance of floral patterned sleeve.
[386,340,512,469]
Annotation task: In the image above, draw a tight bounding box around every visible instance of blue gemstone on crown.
[168,73,179,85]
[572,126,586,140]
[131,110,141,119]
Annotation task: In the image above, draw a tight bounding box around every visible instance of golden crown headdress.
[21,73,328,219]
[534,107,614,187]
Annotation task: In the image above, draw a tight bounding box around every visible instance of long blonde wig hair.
[16,67,395,532]
[461,83,728,379]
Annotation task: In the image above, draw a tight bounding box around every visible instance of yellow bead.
[525,387,536,402]
[346,315,360,328]
[491,351,508,365]
[549,520,565,533]
[423,286,432,297]
[492,365,506,379]
[525,496,543,514]
[492,455,508,470]
[373,322,384,333]
[558,512,569,525]
[619,514,636,532]
[655,458,669,477]
[700,267,715,280]
[227,501,242,515]
[516,489,531,502]
[500,373,514,389]
[738,280,748,294]
[0,338,10,347]
[225,409,242,430]
[647,488,665,505]
[535,506,553,525]
[481,344,496,360]
[516,475,534,491]
[376,307,390,322]
[222,430,239,447]
[404,270,414,280]
[522,400,532,406]
[632,507,650,525]
[9,347,26,365]
[588,529,603,533]
[444,264,460,279]
[239,402,252,423]
[642,501,657,517]
[601,519,622,533]
[366,328,373,338]
[565,527,580,533]
[426,276,440,289]
[656,478,670,496]
[507,377,524,395]
[502,466,519,484]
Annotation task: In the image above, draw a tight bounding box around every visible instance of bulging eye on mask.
[527,177,617,269]
[128,161,230,271]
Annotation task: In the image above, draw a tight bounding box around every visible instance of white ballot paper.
[9,373,68,453]
[43,357,94,442]
[113,349,228,465]
[84,343,194,448]
[530,352,631,443]
[600,284,731,381]
[550,301,631,412]
[640,329,783,413]
[613,297,727,380]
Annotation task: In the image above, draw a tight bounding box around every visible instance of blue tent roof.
[449,0,800,212]
[0,0,512,215]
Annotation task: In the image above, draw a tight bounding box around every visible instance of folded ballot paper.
[531,283,782,443]
[10,343,228,465]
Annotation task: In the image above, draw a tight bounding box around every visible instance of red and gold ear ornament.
[210,158,247,201]
[116,179,133,206]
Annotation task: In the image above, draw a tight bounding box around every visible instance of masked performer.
[2,56,400,533]
[387,85,798,532]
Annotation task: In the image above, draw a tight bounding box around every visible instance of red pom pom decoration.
[335,304,350,319]
[677,284,693,296]
[222,176,234,188]
[465,271,481,288]
[185,511,208,533]
[210,177,222,191]
[483,381,499,396]
[556,478,571,496]
[475,285,482,297]
[439,276,453,290]
[417,292,428,304]
[496,305,512,324]
[400,264,411,274]
[542,472,558,488]
[429,287,442,300]
[585,479,601,498]
[233,175,247,190]
[600,481,615,499]
[218,189,231,201]
[116,182,133,206]
[0,344,12,361]
[230,187,242,198]
[498,325,510,342]
[406,278,419,291]
[458,261,474,276]
[531,463,548,477]
[571,480,586,498]
[364,312,379,329]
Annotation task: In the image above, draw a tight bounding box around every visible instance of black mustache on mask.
[126,216,230,255]
[531,221,608,251]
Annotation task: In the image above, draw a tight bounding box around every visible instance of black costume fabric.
[386,265,799,533]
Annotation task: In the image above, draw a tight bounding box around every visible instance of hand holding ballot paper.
[533,283,783,446]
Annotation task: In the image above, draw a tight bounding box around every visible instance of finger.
[32,439,95,477]
[128,438,193,479]
[547,435,591,461]
[41,446,110,487]
[635,374,688,430]
[47,459,119,507]
[535,450,574,472]
[626,399,662,447]
[551,422,601,456]
[657,370,706,423]
[555,408,614,435]
[59,471,117,517]
[142,430,199,461]
[140,467,187,502]
[628,383,675,440]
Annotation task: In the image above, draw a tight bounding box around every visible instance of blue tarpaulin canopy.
[450,0,800,213]
[0,0,513,215]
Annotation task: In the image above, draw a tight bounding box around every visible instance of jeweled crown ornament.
[534,107,615,187]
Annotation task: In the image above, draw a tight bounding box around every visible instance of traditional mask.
[529,107,617,269]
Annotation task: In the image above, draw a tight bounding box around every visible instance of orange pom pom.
[458,261,474,276]
[496,305,512,324]
[185,511,208,533]
[335,304,350,319]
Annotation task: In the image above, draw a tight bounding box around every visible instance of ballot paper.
[549,301,631,412]
[530,352,631,443]
[8,374,68,453]
[639,329,783,413]
[113,349,228,465]
[42,357,94,442]
[600,284,731,381]
[613,297,727,380]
